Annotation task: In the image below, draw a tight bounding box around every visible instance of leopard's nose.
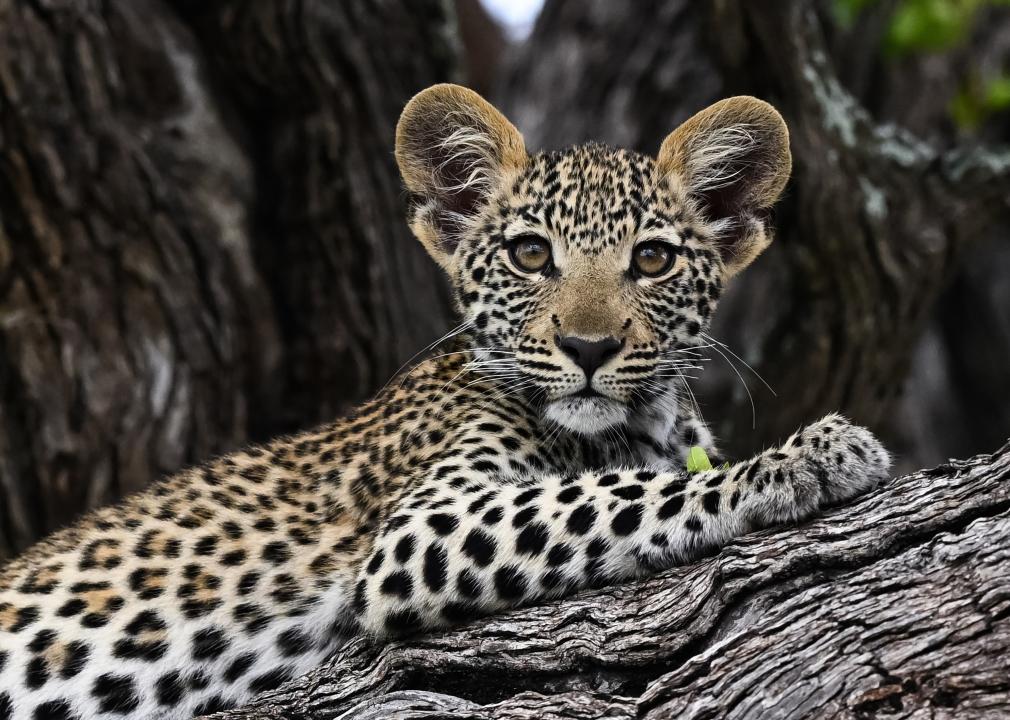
[555,335,623,380]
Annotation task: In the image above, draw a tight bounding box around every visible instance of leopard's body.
[0,86,890,720]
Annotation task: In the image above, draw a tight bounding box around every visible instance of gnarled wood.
[0,0,456,558]
[214,439,1010,719]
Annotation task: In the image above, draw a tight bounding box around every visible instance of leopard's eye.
[631,240,676,278]
[507,235,552,274]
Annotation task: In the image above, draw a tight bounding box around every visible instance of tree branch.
[213,439,1010,719]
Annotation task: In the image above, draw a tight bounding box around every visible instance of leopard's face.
[451,145,723,435]
[396,84,790,437]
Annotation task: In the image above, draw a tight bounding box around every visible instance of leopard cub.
[0,84,890,720]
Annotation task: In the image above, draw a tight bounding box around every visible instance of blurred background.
[1,0,1008,559]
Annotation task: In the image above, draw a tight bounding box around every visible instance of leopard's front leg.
[739,413,891,526]
[352,414,889,637]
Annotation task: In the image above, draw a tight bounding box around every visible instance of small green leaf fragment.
[687,446,713,474]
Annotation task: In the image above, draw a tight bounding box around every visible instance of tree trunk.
[0,0,456,558]
[498,0,1010,474]
[210,437,1010,719]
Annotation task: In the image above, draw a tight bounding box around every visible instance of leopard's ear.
[396,84,527,271]
[657,96,791,278]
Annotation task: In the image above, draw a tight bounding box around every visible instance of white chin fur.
[545,397,629,436]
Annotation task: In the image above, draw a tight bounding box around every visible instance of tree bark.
[0,0,456,558]
[210,438,1010,719]
[498,0,1010,474]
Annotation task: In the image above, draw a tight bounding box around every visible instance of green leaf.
[686,446,713,474]
[886,0,985,56]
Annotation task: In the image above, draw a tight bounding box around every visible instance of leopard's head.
[396,84,790,436]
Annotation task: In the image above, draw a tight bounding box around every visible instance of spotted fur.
[0,85,890,719]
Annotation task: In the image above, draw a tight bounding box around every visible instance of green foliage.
[887,0,982,54]
[686,446,713,474]
[833,0,1010,129]
[834,0,1010,55]
[951,73,1010,128]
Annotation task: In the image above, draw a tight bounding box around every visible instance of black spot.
[730,489,741,510]
[26,656,48,689]
[0,694,11,720]
[482,506,504,525]
[365,550,385,575]
[262,541,291,564]
[423,544,449,592]
[235,602,271,634]
[587,537,610,558]
[195,696,234,715]
[254,517,277,533]
[516,522,550,556]
[61,642,89,679]
[457,569,482,599]
[467,491,495,514]
[28,628,57,653]
[31,699,77,720]
[540,569,565,591]
[92,673,140,714]
[546,543,575,566]
[427,513,460,535]
[685,516,703,532]
[660,478,687,497]
[657,494,685,520]
[611,485,645,501]
[187,670,210,689]
[113,636,168,663]
[380,571,414,599]
[238,571,260,595]
[611,504,644,536]
[128,567,168,600]
[384,515,410,532]
[702,490,721,515]
[56,598,86,617]
[566,503,598,535]
[557,486,583,503]
[191,627,229,660]
[221,549,247,566]
[277,628,313,657]
[124,609,166,635]
[225,652,257,682]
[80,613,109,629]
[494,565,528,601]
[597,473,620,487]
[462,528,497,567]
[384,609,421,635]
[441,602,478,624]
[155,671,185,707]
[394,534,416,563]
[249,666,293,693]
[514,487,542,506]
[512,506,537,527]
[10,605,40,632]
[194,535,219,556]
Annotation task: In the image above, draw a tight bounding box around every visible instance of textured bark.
[211,439,1010,719]
[498,0,1010,474]
[0,0,456,558]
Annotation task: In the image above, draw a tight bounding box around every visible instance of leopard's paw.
[788,413,892,504]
